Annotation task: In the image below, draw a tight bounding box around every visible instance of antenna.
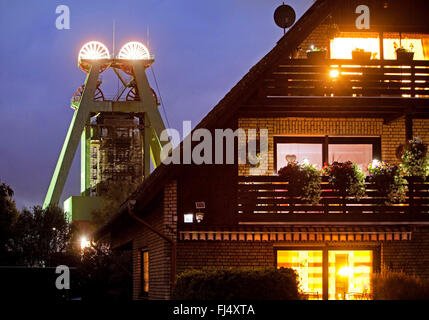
[274,2,296,35]
[112,19,116,57]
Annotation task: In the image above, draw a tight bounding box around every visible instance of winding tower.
[43,41,167,223]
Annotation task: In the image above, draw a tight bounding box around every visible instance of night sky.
[0,0,311,209]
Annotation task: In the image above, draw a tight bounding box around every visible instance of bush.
[400,137,429,178]
[278,161,321,204]
[372,271,429,300]
[368,160,407,205]
[322,161,366,200]
[173,267,303,300]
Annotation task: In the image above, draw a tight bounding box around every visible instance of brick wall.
[176,230,429,281]
[238,117,407,175]
[132,180,177,300]
[382,226,429,279]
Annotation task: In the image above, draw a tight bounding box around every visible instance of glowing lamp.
[78,41,110,73]
[80,236,90,250]
[195,212,205,223]
[117,41,150,60]
[302,158,310,165]
[372,159,380,167]
[329,69,340,78]
[337,266,353,277]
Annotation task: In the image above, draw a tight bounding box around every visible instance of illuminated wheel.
[125,86,159,105]
[117,41,151,75]
[72,85,105,104]
[78,41,111,73]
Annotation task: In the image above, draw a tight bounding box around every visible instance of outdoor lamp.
[195,212,205,223]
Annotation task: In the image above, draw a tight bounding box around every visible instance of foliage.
[322,161,366,200]
[91,180,139,228]
[0,182,19,264]
[368,160,407,205]
[278,161,321,204]
[12,205,72,267]
[173,267,303,300]
[372,271,429,300]
[72,242,132,300]
[400,137,429,178]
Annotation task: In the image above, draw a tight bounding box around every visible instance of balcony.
[237,175,429,223]
[240,59,429,121]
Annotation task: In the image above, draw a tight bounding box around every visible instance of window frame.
[274,136,381,172]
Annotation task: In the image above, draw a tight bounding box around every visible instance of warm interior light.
[329,69,340,78]
[330,37,427,60]
[337,266,353,277]
[372,159,380,167]
[80,236,90,250]
[78,41,110,61]
[117,41,150,60]
[302,158,310,165]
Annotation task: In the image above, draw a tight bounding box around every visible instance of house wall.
[238,117,409,175]
[129,181,177,300]
[176,227,429,280]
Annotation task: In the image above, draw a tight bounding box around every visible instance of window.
[277,249,373,300]
[274,137,380,174]
[140,249,149,296]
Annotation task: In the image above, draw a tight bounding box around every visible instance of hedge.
[372,271,429,300]
[173,267,303,300]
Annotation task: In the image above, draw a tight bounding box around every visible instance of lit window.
[328,144,373,174]
[141,250,149,296]
[184,213,194,223]
[276,143,323,171]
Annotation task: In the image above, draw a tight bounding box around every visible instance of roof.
[94,0,336,240]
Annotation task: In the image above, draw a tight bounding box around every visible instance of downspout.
[127,200,177,298]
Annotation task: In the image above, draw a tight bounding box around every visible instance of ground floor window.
[275,136,381,174]
[277,249,373,300]
[140,249,149,296]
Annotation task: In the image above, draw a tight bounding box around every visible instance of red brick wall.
[131,180,177,300]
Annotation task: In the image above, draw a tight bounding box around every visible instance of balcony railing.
[262,59,429,98]
[237,175,429,223]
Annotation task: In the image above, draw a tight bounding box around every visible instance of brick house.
[95,0,429,300]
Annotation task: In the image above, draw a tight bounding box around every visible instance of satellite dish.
[274,3,296,33]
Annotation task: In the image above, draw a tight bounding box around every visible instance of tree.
[13,205,72,267]
[0,182,19,265]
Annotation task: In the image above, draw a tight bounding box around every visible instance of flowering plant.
[322,161,366,200]
[278,161,321,204]
[368,160,407,205]
[400,137,429,178]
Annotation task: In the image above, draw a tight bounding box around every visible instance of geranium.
[368,160,407,205]
[322,161,366,201]
[278,161,321,204]
[400,137,429,178]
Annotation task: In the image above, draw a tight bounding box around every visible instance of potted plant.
[322,161,366,201]
[306,46,327,62]
[278,161,321,204]
[400,137,429,178]
[368,160,407,205]
[394,42,414,62]
[351,48,372,62]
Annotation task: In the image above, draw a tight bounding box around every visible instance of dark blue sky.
[0,0,311,209]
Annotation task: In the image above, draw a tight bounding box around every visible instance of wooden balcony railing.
[262,59,429,98]
[237,175,429,223]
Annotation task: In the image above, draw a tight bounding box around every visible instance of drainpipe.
[127,199,177,297]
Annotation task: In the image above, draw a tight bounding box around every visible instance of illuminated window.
[277,249,373,300]
[277,250,323,300]
[328,250,372,300]
[328,144,373,174]
[141,249,149,296]
[276,143,323,171]
[330,37,427,60]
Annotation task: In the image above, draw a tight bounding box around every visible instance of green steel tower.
[43,41,167,223]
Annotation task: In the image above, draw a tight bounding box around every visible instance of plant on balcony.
[306,46,327,61]
[322,161,366,201]
[368,160,407,205]
[351,48,372,62]
[394,42,414,62]
[278,161,321,204]
[400,137,429,178]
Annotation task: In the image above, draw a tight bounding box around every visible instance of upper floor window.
[275,136,381,174]
[140,249,149,296]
